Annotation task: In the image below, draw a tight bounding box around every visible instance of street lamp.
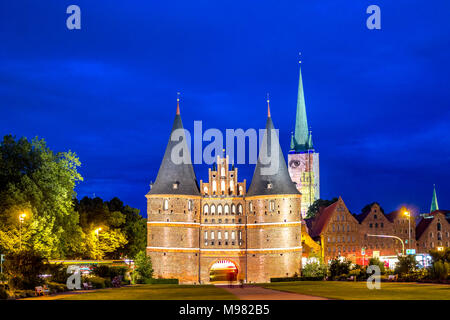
[19,213,27,250]
[94,227,102,262]
[403,209,411,250]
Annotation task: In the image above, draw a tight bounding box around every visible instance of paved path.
[219,285,329,300]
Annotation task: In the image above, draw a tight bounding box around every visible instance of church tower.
[146,96,202,284]
[288,63,320,218]
[246,99,302,283]
[430,184,439,213]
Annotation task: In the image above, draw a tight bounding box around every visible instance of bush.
[429,261,449,281]
[394,255,417,276]
[44,263,68,284]
[328,258,352,280]
[270,277,302,282]
[83,276,108,289]
[302,259,327,280]
[47,282,68,293]
[133,251,153,284]
[368,258,386,274]
[3,250,47,290]
[0,285,8,300]
[92,265,128,280]
[145,278,178,284]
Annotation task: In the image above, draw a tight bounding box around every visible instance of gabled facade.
[307,197,361,262]
[416,210,450,253]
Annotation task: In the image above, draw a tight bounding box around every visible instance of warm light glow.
[437,246,444,252]
[94,227,102,235]
[19,213,27,222]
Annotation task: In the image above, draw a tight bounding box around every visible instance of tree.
[368,257,385,274]
[328,257,352,280]
[302,254,328,279]
[3,250,47,289]
[394,254,417,276]
[0,135,84,259]
[133,251,153,283]
[306,198,338,219]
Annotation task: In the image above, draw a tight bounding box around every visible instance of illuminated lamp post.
[19,213,27,250]
[403,209,411,250]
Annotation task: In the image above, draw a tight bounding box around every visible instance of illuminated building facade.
[146,98,302,284]
[288,64,320,218]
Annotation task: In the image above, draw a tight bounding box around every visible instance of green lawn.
[261,281,450,300]
[58,284,237,300]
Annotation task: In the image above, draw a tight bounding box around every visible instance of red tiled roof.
[309,201,339,238]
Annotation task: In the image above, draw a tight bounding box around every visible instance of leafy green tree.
[302,257,328,279]
[306,198,338,219]
[368,257,386,274]
[0,135,83,258]
[394,254,417,276]
[3,250,47,289]
[328,257,352,280]
[133,251,153,283]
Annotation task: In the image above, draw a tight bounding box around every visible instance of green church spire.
[430,184,439,212]
[293,63,310,152]
[290,132,295,150]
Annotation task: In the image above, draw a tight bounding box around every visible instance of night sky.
[1,1,449,217]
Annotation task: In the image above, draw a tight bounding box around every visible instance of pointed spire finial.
[176,92,180,115]
[267,93,271,117]
[298,52,302,64]
[430,184,439,213]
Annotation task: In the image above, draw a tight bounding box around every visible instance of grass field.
[57,284,237,300]
[262,281,450,300]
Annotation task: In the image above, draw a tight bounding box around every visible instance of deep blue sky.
[1,1,449,217]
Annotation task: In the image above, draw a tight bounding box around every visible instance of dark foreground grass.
[58,284,237,300]
[261,281,450,300]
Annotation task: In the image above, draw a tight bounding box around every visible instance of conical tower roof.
[430,184,439,212]
[247,100,300,196]
[147,98,200,196]
[293,64,310,152]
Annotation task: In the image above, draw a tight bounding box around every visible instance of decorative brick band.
[145,194,202,199]
[147,246,302,254]
[244,194,302,200]
[147,221,302,229]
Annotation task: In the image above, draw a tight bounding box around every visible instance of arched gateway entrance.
[209,259,238,282]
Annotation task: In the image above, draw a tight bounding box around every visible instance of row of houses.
[303,196,449,264]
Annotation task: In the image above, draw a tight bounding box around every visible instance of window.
[221,180,225,193]
[163,199,169,211]
[230,180,234,193]
[224,205,229,215]
[232,204,236,214]
[437,223,442,231]
[347,224,350,232]
[381,223,384,228]
[204,231,208,240]
[269,200,275,212]
[375,223,378,228]
[221,167,225,177]
[232,231,236,240]
[239,186,243,195]
[337,225,340,232]
[239,231,242,240]
[225,231,229,240]
[203,204,209,214]
[267,182,272,189]
[203,186,208,194]
[211,231,215,240]
[238,204,243,215]
[188,200,193,211]
[374,214,377,220]
[336,215,339,222]
[211,205,216,215]
[212,180,217,193]
[218,231,222,240]
[332,224,335,232]
[438,232,442,241]
[218,205,223,215]
[369,223,373,228]
[249,202,253,212]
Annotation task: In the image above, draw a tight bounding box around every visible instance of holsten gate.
[146,95,303,284]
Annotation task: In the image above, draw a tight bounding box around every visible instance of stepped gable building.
[288,64,320,218]
[416,187,450,252]
[146,97,303,284]
[305,197,361,262]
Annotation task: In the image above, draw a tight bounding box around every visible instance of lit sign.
[406,249,416,255]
